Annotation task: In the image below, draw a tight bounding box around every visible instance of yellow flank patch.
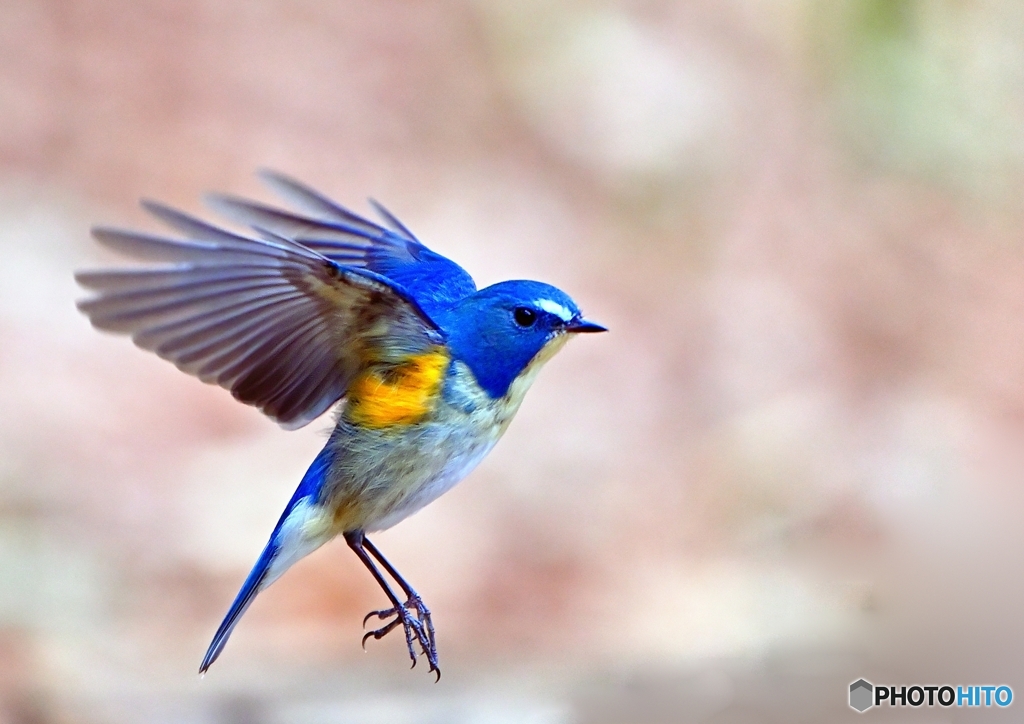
[346,347,450,428]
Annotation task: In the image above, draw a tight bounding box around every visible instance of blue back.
[363,242,476,320]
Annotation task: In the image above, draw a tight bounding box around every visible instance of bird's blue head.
[438,280,606,400]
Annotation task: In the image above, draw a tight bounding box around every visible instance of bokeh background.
[2,1,1024,722]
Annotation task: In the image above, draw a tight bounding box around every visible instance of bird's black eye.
[513,307,537,328]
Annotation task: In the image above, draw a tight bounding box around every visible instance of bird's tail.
[199,540,276,673]
[199,445,335,674]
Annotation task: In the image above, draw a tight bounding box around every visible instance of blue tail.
[199,444,334,674]
[199,537,276,673]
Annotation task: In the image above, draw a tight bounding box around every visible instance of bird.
[75,170,606,680]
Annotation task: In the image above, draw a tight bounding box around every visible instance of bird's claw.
[360,617,401,650]
[361,595,439,679]
[362,608,391,627]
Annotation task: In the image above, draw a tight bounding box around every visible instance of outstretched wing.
[203,170,477,318]
[76,203,445,429]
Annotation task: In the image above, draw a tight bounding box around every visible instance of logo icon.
[850,679,874,712]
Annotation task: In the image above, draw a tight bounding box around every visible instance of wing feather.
[200,171,478,313]
[165,306,308,370]
[132,291,301,349]
[77,205,444,429]
[367,198,419,240]
[257,169,403,235]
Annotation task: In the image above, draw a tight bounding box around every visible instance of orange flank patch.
[346,348,450,428]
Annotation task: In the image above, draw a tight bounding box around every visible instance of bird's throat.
[497,333,570,423]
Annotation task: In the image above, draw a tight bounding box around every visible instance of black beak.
[564,317,608,334]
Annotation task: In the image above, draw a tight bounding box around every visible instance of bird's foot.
[362,595,439,679]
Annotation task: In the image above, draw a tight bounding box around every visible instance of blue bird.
[75,171,605,679]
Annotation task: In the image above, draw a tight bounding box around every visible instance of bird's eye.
[513,307,537,328]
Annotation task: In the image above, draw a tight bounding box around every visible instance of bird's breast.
[321,406,501,534]
[321,340,569,534]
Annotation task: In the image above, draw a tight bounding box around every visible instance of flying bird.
[75,171,606,679]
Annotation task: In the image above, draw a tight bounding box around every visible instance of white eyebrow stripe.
[535,298,573,321]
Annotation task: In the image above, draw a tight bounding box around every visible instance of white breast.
[360,334,572,533]
[365,438,496,532]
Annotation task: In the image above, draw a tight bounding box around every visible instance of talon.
[362,608,393,627]
[361,617,401,650]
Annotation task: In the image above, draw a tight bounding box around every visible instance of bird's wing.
[76,205,445,429]
[202,170,477,317]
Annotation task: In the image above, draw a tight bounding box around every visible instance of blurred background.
[2,0,1024,721]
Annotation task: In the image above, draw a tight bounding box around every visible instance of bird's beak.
[564,317,608,334]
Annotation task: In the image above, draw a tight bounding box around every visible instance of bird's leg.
[344,531,440,679]
[344,532,427,669]
[362,536,436,655]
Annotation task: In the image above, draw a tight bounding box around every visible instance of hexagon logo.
[850,679,873,712]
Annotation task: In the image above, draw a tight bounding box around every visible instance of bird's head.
[440,280,606,400]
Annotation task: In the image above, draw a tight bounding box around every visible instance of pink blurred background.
[3,1,1024,721]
